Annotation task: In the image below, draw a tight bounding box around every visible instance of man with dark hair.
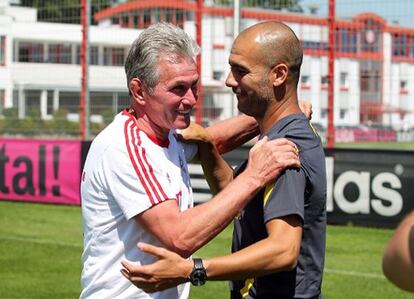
[80,22,302,299]
[121,21,327,299]
[382,210,414,293]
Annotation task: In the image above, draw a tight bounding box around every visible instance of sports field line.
[1,236,385,280]
[324,268,385,279]
[0,235,83,248]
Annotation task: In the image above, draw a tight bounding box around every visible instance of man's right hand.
[245,137,300,188]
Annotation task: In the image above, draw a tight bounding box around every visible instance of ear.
[271,63,288,87]
[129,78,146,107]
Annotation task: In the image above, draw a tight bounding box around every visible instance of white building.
[1,0,414,132]
[0,2,140,122]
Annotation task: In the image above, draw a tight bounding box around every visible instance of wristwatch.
[188,258,207,286]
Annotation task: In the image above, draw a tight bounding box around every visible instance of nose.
[225,71,237,88]
[183,87,198,105]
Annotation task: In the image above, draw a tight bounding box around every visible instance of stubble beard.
[238,87,273,118]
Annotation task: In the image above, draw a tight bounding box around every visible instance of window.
[25,89,41,116]
[59,91,80,113]
[12,90,18,108]
[48,44,72,64]
[103,47,125,66]
[121,14,129,28]
[213,71,223,81]
[391,34,414,57]
[118,92,130,111]
[90,92,113,115]
[411,37,414,58]
[373,71,381,92]
[17,42,44,62]
[0,36,5,65]
[301,75,310,89]
[175,10,184,27]
[321,75,328,87]
[340,109,346,119]
[302,41,328,51]
[133,14,139,27]
[112,17,119,25]
[400,80,408,94]
[336,29,358,53]
[47,90,54,115]
[152,8,160,23]
[321,108,327,119]
[166,9,174,23]
[360,70,370,92]
[76,45,99,65]
[341,29,348,52]
[350,30,357,53]
[360,60,382,102]
[360,20,381,53]
[225,18,233,37]
[340,72,348,87]
[143,9,151,27]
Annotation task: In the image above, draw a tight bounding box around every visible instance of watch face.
[191,269,206,286]
[190,258,207,286]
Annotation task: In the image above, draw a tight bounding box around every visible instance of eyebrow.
[168,78,199,88]
[229,61,249,72]
[228,56,248,68]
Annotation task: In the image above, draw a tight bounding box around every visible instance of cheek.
[239,78,257,91]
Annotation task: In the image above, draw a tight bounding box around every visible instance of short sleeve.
[100,144,174,220]
[181,142,198,162]
[263,168,306,224]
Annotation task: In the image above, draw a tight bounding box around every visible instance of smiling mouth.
[176,109,192,116]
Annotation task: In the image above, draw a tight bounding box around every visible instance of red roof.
[94,1,414,35]
[360,102,408,115]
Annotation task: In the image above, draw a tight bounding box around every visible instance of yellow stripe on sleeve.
[240,278,254,298]
[263,184,274,207]
[309,122,320,137]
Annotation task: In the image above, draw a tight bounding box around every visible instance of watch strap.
[189,258,207,286]
[193,258,204,270]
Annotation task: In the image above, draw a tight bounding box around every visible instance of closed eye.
[171,85,187,95]
[232,66,248,77]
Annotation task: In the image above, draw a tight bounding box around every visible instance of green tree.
[19,0,114,24]
[245,0,303,12]
[212,0,303,12]
[20,1,303,23]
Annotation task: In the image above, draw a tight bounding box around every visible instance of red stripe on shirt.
[130,122,168,204]
[123,109,169,147]
[135,130,169,202]
[124,118,156,205]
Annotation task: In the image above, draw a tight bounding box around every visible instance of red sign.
[0,139,81,205]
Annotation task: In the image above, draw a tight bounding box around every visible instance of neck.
[128,107,170,140]
[257,90,301,134]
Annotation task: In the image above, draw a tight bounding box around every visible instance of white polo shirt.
[80,111,196,299]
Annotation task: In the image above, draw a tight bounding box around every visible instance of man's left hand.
[177,122,212,144]
[121,243,193,293]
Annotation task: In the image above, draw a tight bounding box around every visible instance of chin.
[237,103,251,116]
[175,119,191,129]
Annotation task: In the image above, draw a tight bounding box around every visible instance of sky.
[299,0,414,28]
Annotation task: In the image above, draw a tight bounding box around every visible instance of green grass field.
[334,142,414,151]
[0,201,412,299]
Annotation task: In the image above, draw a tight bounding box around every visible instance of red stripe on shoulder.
[139,141,169,201]
[124,118,156,205]
[131,125,164,204]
